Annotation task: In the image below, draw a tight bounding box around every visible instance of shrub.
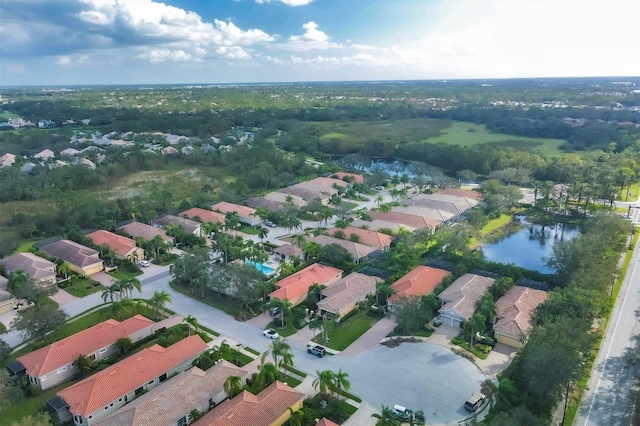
[235,310,252,321]
[295,320,307,330]
[476,343,492,354]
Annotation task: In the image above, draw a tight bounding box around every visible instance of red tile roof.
[193,381,304,426]
[328,226,394,249]
[270,263,343,303]
[308,176,349,189]
[117,222,173,243]
[58,335,208,417]
[181,207,226,225]
[494,286,548,339]
[316,418,340,426]
[369,211,440,229]
[210,202,256,220]
[86,230,139,259]
[18,315,155,377]
[389,266,451,302]
[439,188,483,201]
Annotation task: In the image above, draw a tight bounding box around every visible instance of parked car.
[138,260,151,267]
[464,393,485,412]
[264,220,276,228]
[270,306,282,317]
[307,345,326,358]
[375,186,384,190]
[392,404,413,420]
[263,328,279,339]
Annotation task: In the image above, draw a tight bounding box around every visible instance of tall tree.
[313,369,336,397]
[371,406,401,426]
[148,290,172,316]
[11,305,67,342]
[183,315,199,336]
[223,375,243,399]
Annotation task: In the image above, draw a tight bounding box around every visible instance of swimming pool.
[246,260,277,276]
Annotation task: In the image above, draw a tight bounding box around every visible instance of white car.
[138,260,151,267]
[263,329,279,339]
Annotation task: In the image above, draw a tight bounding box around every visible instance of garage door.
[496,333,522,348]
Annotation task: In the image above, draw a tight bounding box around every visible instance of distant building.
[38,120,56,129]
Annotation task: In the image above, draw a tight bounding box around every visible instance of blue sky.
[0,0,638,86]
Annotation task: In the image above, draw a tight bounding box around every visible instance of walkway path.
[338,317,396,357]
[49,288,78,307]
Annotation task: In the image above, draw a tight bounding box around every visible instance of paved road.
[574,231,640,426]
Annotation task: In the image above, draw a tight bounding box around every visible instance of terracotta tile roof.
[438,274,494,321]
[316,418,340,426]
[18,315,155,377]
[278,185,333,202]
[404,197,464,215]
[58,335,208,417]
[391,206,453,222]
[439,188,483,201]
[307,176,348,189]
[331,172,365,184]
[369,211,440,229]
[117,222,173,243]
[193,381,304,426]
[210,202,256,220]
[494,286,547,339]
[317,272,382,315]
[154,215,201,235]
[389,266,451,303]
[41,239,102,269]
[328,226,394,249]
[86,230,138,259]
[94,362,248,426]
[180,207,226,225]
[270,263,343,303]
[264,191,307,208]
[308,235,380,260]
[0,252,57,282]
[273,244,303,258]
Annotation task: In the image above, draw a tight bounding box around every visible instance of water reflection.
[481,216,580,274]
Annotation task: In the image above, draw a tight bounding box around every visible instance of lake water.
[480,217,581,274]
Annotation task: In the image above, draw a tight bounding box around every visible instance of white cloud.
[256,0,314,6]
[55,54,90,66]
[276,21,342,51]
[138,48,192,64]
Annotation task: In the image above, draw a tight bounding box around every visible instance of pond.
[480,216,581,274]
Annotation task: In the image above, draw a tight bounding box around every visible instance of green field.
[425,121,565,155]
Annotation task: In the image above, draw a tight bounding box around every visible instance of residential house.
[328,226,394,250]
[86,230,144,262]
[308,176,349,190]
[246,197,285,213]
[117,221,173,244]
[201,144,217,154]
[307,235,381,263]
[316,419,340,426]
[269,263,343,307]
[40,239,104,276]
[38,120,56,128]
[439,188,483,202]
[181,146,194,155]
[369,211,440,230]
[60,148,82,157]
[94,362,248,426]
[403,197,464,216]
[278,181,339,205]
[387,266,451,312]
[180,207,226,228]
[437,274,494,328]
[317,272,382,319]
[0,289,17,314]
[0,152,16,167]
[16,315,155,390]
[413,193,478,212]
[0,252,57,286]
[263,191,307,208]
[350,219,416,234]
[193,381,305,426]
[161,146,179,156]
[210,202,259,226]
[154,215,202,237]
[34,149,55,161]
[49,335,208,426]
[20,162,37,173]
[78,158,96,169]
[273,244,304,261]
[391,206,454,223]
[331,171,365,184]
[494,286,548,348]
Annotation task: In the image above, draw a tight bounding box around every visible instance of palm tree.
[255,360,279,393]
[293,233,306,249]
[149,290,172,317]
[116,337,133,354]
[101,285,119,304]
[67,274,79,290]
[111,298,135,320]
[313,369,335,397]
[376,281,394,306]
[333,369,351,399]
[409,410,426,426]
[270,298,293,328]
[375,195,384,209]
[371,406,402,426]
[308,316,323,338]
[183,315,199,336]
[255,280,275,302]
[477,295,497,327]
[75,354,95,375]
[57,262,72,280]
[269,337,292,374]
[258,227,269,245]
[464,313,486,348]
[8,270,30,292]
[192,349,217,371]
[286,407,305,426]
[223,375,243,398]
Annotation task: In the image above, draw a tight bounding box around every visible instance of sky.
[0,0,639,86]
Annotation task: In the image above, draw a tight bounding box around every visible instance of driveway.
[338,317,396,357]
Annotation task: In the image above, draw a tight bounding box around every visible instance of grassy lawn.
[282,374,302,387]
[169,281,242,317]
[222,351,253,367]
[269,315,298,337]
[0,322,6,334]
[244,346,261,356]
[109,269,143,281]
[425,120,565,155]
[1,378,83,424]
[619,183,640,202]
[453,339,490,360]
[62,279,104,298]
[17,240,36,252]
[237,225,261,235]
[337,201,359,210]
[316,312,377,351]
[469,214,512,248]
